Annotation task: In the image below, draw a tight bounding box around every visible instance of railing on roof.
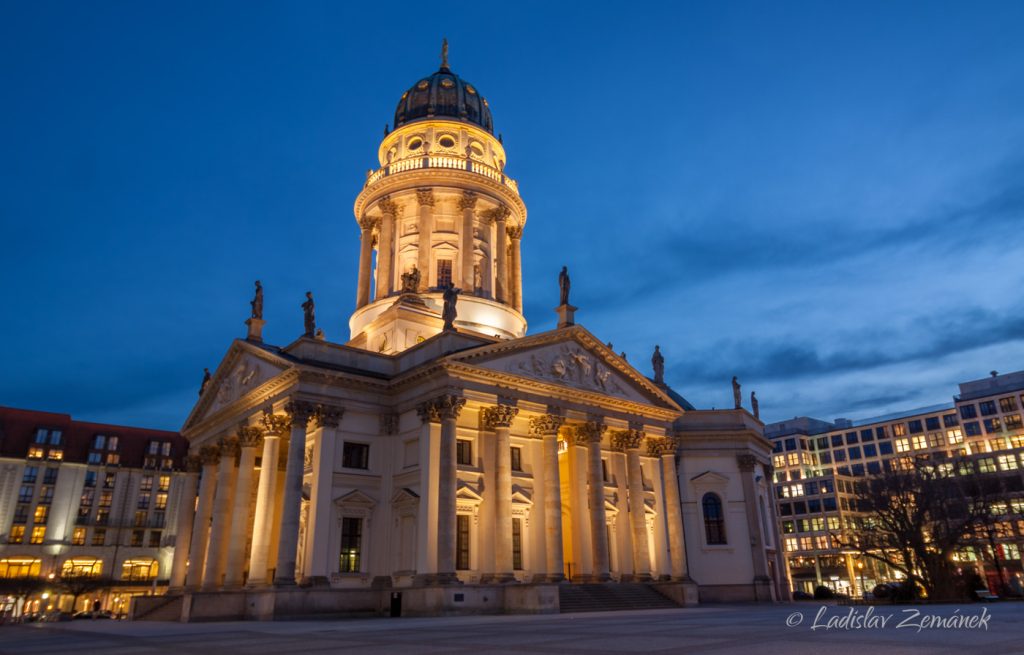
[365,155,518,194]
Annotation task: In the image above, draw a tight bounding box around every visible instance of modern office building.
[0,406,189,616]
[766,370,1024,596]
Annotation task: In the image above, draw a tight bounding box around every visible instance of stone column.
[248,411,288,586]
[201,436,239,590]
[356,216,378,308]
[416,189,434,291]
[458,191,477,290]
[482,403,519,582]
[420,394,466,584]
[492,206,510,303]
[184,445,219,589]
[530,414,566,582]
[414,404,442,581]
[168,455,201,592]
[304,404,345,584]
[576,420,611,581]
[738,452,771,598]
[612,429,651,580]
[651,437,688,580]
[508,224,523,312]
[223,426,262,588]
[273,400,317,585]
[375,196,399,300]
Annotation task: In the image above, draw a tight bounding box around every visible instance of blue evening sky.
[2,2,1023,430]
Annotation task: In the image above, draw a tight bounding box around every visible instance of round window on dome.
[466,85,476,95]
[469,142,484,158]
[407,138,423,151]
[440,78,455,89]
[438,136,456,148]
[416,80,429,90]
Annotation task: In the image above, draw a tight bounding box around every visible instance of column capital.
[284,400,318,426]
[481,404,519,430]
[236,425,264,449]
[573,420,605,446]
[198,444,221,466]
[218,435,240,458]
[261,408,291,436]
[417,394,467,423]
[457,190,478,210]
[313,403,345,429]
[378,195,402,216]
[358,215,379,231]
[737,452,758,472]
[183,454,203,473]
[529,414,565,436]
[506,224,523,240]
[647,436,679,457]
[416,188,436,206]
[610,428,645,451]
[481,205,511,222]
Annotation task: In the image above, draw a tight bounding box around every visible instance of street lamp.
[857,561,866,599]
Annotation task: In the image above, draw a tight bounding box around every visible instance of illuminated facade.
[767,370,1024,596]
[0,406,190,616]
[158,47,784,620]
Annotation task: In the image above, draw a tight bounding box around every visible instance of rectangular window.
[911,435,927,450]
[947,428,964,444]
[436,259,453,288]
[72,527,86,545]
[456,514,470,570]
[784,438,796,451]
[43,468,58,485]
[979,458,997,474]
[341,442,370,469]
[965,421,982,437]
[876,426,890,439]
[92,529,106,546]
[104,473,116,488]
[944,414,959,428]
[817,437,828,450]
[130,530,145,547]
[908,420,923,434]
[1005,414,1023,430]
[512,517,523,570]
[33,505,48,524]
[979,401,997,416]
[339,517,362,573]
[13,505,28,523]
[28,447,44,459]
[138,493,151,510]
[867,461,882,474]
[8,525,25,544]
[892,423,907,437]
[108,436,119,450]
[833,450,846,462]
[848,447,861,460]
[863,444,877,457]
[18,485,33,503]
[510,446,522,472]
[105,453,119,465]
[148,531,162,548]
[960,405,978,420]
[84,471,97,487]
[93,434,106,450]
[925,417,941,431]
[456,439,473,466]
[95,509,109,525]
[155,493,168,510]
[140,475,154,492]
[1000,396,1018,413]
[22,466,38,483]
[984,418,1002,434]
[30,526,46,544]
[860,429,874,442]
[999,455,1019,471]
[134,510,148,527]
[831,435,843,447]
[845,432,858,445]
[87,452,102,464]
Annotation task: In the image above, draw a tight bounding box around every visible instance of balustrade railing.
[364,156,518,194]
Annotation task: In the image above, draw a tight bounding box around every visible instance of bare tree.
[58,574,113,613]
[837,456,994,600]
[0,576,45,618]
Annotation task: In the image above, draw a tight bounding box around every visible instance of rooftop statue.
[302,291,316,337]
[732,376,742,410]
[558,266,571,306]
[401,266,421,294]
[250,280,263,319]
[442,284,460,331]
[652,345,665,384]
[199,368,211,397]
[751,391,760,419]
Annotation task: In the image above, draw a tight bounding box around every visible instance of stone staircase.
[558,583,680,613]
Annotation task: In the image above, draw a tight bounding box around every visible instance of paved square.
[2,604,1022,655]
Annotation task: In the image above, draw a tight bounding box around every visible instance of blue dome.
[393,64,494,134]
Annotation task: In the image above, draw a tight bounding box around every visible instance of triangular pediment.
[447,327,682,411]
[690,471,730,485]
[335,489,377,509]
[511,486,533,505]
[456,480,484,503]
[183,340,293,432]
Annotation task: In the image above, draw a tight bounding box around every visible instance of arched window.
[702,493,726,545]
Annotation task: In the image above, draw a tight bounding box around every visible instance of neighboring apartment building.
[0,406,189,616]
[766,370,1024,596]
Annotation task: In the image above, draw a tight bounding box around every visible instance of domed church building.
[149,44,785,621]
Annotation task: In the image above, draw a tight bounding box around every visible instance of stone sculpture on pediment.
[505,343,628,397]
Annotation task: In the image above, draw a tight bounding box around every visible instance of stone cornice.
[353,168,526,227]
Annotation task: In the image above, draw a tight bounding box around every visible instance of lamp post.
[858,561,866,599]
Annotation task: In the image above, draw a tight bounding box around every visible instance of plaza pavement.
[1,602,1022,655]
